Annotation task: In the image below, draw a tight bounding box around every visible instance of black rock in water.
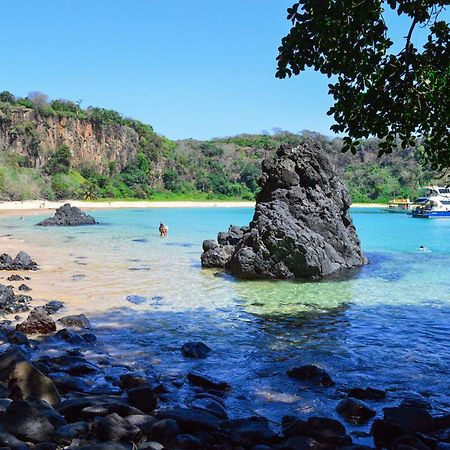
[201,142,367,279]
[37,203,97,227]
[0,251,38,271]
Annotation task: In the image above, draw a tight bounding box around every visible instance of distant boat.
[412,196,450,218]
[385,198,412,213]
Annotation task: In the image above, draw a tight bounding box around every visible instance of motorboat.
[384,198,412,213]
[411,196,450,218]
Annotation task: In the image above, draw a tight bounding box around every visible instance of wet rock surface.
[201,143,367,279]
[0,290,446,449]
[0,251,38,271]
[37,203,97,227]
[16,309,57,335]
[0,284,31,314]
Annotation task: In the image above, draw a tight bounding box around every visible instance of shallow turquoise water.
[1,207,449,425]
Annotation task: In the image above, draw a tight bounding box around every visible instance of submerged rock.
[181,341,211,359]
[336,398,376,424]
[37,203,97,227]
[201,142,367,279]
[287,364,334,387]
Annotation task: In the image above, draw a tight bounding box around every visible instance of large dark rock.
[181,341,211,359]
[287,364,334,387]
[0,346,60,405]
[16,310,57,335]
[96,413,142,442]
[127,386,158,413]
[0,251,38,271]
[336,398,376,424]
[187,372,231,392]
[156,408,219,432]
[37,203,97,227]
[1,400,55,443]
[220,416,277,447]
[202,143,367,279]
[0,284,30,314]
[57,313,91,329]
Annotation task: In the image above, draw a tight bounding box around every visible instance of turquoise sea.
[1,207,449,427]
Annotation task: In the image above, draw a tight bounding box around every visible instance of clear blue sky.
[1,1,446,140]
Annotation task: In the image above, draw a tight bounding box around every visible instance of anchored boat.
[412,196,450,218]
[385,198,412,213]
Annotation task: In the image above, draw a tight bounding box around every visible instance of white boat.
[410,186,450,211]
[411,196,450,218]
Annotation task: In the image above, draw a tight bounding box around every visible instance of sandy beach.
[0,199,386,217]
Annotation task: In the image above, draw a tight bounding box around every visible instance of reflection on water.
[0,207,449,423]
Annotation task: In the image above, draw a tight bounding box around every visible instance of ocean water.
[1,207,449,427]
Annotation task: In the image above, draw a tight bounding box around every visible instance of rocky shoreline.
[0,253,448,449]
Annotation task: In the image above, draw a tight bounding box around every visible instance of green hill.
[0,91,440,203]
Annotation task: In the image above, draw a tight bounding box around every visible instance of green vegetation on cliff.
[0,91,440,203]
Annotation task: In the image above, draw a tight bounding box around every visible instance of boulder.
[336,398,376,424]
[202,143,367,279]
[37,203,97,226]
[16,310,57,335]
[151,418,181,443]
[0,423,30,449]
[220,417,277,447]
[96,413,142,442]
[181,341,211,359]
[0,284,30,314]
[156,408,219,432]
[0,252,38,271]
[127,386,158,413]
[57,313,91,329]
[302,417,351,446]
[187,372,231,391]
[287,364,334,387]
[348,387,386,401]
[0,346,60,405]
[1,400,55,444]
[41,300,65,315]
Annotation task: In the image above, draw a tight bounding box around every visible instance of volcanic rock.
[287,364,334,387]
[0,251,38,271]
[0,284,30,314]
[16,309,57,335]
[58,313,91,329]
[0,346,60,405]
[202,143,367,279]
[37,203,97,226]
[181,341,211,359]
[336,398,376,424]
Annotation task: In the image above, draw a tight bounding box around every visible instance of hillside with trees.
[0,91,440,203]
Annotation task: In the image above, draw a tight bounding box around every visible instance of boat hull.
[412,210,450,218]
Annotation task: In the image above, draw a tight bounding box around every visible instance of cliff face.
[0,107,138,173]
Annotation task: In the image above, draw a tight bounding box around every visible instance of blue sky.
[1,1,447,140]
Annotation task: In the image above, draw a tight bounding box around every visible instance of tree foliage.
[276,1,450,170]
[45,144,72,175]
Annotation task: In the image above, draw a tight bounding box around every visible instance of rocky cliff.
[202,142,368,279]
[0,106,138,173]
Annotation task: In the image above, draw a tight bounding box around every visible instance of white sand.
[0,199,386,217]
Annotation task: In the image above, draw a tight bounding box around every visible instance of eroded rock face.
[37,204,97,227]
[202,142,367,279]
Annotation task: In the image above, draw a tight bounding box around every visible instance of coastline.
[0,199,385,217]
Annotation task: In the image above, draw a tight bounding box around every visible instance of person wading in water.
[159,222,168,236]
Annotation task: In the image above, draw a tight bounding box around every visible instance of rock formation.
[201,142,367,279]
[0,251,38,270]
[37,203,97,226]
